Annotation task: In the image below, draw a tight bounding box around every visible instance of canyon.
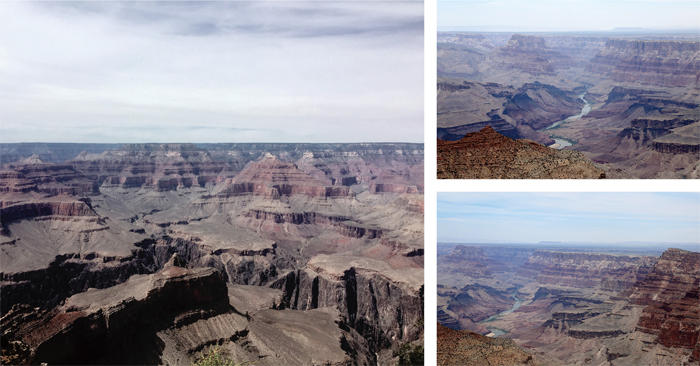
[438,31,700,178]
[0,142,424,365]
[437,244,700,365]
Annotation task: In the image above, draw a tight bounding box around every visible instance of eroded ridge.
[1,143,424,365]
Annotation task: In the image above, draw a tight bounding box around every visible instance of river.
[479,291,522,337]
[543,92,591,149]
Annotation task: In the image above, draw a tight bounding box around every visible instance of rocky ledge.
[1,257,229,365]
[437,322,536,366]
[437,126,606,179]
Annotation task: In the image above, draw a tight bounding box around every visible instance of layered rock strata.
[631,248,700,360]
[585,39,700,87]
[1,261,230,365]
[517,250,657,291]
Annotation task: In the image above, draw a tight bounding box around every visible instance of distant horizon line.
[438,241,700,246]
[0,141,425,145]
[437,26,700,34]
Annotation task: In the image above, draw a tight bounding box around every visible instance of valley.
[0,142,424,365]
[437,31,700,178]
[436,243,700,365]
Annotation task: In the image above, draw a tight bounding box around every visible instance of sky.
[437,192,700,245]
[438,0,700,32]
[0,1,423,143]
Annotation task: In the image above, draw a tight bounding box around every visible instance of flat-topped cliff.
[517,250,657,291]
[586,39,700,87]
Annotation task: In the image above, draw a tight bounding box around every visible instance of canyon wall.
[631,248,700,361]
[585,39,700,87]
[517,250,657,291]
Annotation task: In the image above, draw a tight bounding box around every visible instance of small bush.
[192,346,247,366]
[396,343,424,366]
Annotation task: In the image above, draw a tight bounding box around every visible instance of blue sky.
[0,1,423,143]
[438,0,700,32]
[437,193,700,245]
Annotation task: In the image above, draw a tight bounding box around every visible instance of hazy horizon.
[438,193,700,245]
[438,0,700,33]
[0,1,423,144]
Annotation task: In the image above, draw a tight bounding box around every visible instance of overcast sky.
[438,193,700,245]
[438,0,700,32]
[0,1,423,143]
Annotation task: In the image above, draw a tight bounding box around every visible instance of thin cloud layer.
[437,193,700,244]
[0,1,423,143]
[438,0,700,32]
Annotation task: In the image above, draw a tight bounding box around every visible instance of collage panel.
[436,0,699,179]
[0,1,424,365]
[436,192,700,365]
[432,1,699,366]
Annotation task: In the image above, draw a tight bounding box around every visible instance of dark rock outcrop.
[1,264,229,365]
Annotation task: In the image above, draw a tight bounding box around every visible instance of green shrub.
[192,346,248,366]
[396,343,424,366]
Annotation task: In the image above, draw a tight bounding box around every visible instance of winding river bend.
[543,92,591,149]
[479,291,522,337]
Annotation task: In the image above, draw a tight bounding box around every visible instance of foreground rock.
[437,126,606,179]
[1,258,375,365]
[437,322,536,366]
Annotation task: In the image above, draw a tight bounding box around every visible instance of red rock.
[437,126,606,179]
[631,248,700,358]
[437,322,536,366]
[221,156,351,198]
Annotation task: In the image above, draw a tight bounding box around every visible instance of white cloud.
[0,1,423,143]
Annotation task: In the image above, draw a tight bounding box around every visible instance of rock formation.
[585,39,700,87]
[437,322,536,366]
[437,126,606,179]
[437,78,586,146]
[517,251,657,291]
[0,142,424,364]
[631,248,700,361]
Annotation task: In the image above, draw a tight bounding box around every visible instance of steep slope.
[1,257,372,365]
[630,248,700,362]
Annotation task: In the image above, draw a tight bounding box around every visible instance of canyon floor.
[437,31,700,179]
[0,142,424,365]
[436,244,700,366]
